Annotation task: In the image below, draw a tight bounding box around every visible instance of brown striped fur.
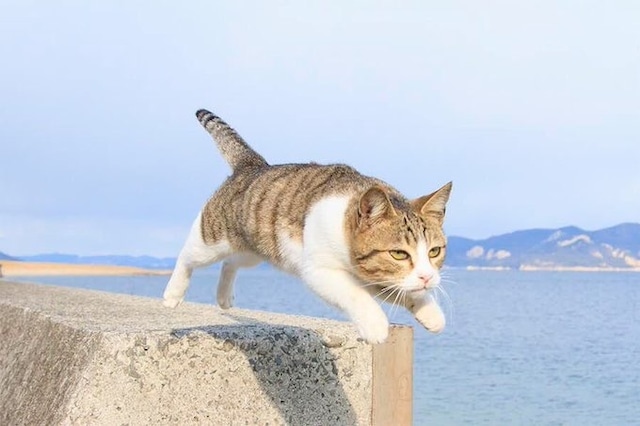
[201,162,394,271]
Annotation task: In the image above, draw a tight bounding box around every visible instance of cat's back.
[261,161,375,197]
[202,161,390,268]
[236,161,381,220]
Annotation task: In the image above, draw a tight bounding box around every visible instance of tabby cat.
[163,109,452,343]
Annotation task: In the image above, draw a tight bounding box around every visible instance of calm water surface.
[14,269,640,426]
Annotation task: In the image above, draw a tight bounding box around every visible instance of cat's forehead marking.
[401,211,428,245]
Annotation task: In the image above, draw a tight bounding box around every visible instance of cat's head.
[349,182,452,295]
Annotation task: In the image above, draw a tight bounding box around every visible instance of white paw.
[162,297,183,308]
[414,303,446,334]
[217,294,234,310]
[355,312,390,344]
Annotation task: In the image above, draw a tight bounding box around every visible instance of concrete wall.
[0,280,411,425]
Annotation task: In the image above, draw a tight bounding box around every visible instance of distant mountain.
[447,223,640,270]
[0,251,18,261]
[4,223,640,271]
[16,254,176,270]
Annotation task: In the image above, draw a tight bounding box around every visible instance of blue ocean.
[19,269,640,425]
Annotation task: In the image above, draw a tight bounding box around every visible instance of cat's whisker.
[400,290,409,321]
[371,282,404,298]
[374,285,398,301]
[375,290,394,302]
[386,289,399,320]
[380,285,399,302]
[380,286,397,315]
[439,271,458,286]
[439,284,453,302]
[360,279,399,288]
[380,285,401,307]
[375,282,398,290]
[390,288,406,321]
[386,287,406,322]
[433,284,454,323]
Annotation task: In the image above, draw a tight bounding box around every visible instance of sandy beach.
[0,260,171,277]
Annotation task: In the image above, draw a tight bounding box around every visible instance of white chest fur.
[300,195,352,272]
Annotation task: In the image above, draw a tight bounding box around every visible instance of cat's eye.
[389,250,410,261]
[429,247,442,258]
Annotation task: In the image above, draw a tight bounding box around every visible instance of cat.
[163,109,452,344]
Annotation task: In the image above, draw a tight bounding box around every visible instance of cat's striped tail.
[196,109,269,171]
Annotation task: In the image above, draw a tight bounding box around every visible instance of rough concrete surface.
[0,280,374,425]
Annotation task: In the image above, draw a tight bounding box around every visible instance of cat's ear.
[358,186,396,226]
[412,181,452,222]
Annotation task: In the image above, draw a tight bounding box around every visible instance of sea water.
[14,269,640,425]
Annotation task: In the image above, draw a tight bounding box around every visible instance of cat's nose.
[417,272,433,286]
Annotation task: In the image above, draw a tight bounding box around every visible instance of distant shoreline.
[2,260,639,277]
[0,260,171,277]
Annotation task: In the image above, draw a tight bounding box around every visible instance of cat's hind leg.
[216,253,262,309]
[163,212,232,308]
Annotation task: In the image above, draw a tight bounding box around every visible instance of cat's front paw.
[355,312,390,344]
[414,302,446,334]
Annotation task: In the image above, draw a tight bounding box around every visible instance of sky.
[1,1,639,256]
